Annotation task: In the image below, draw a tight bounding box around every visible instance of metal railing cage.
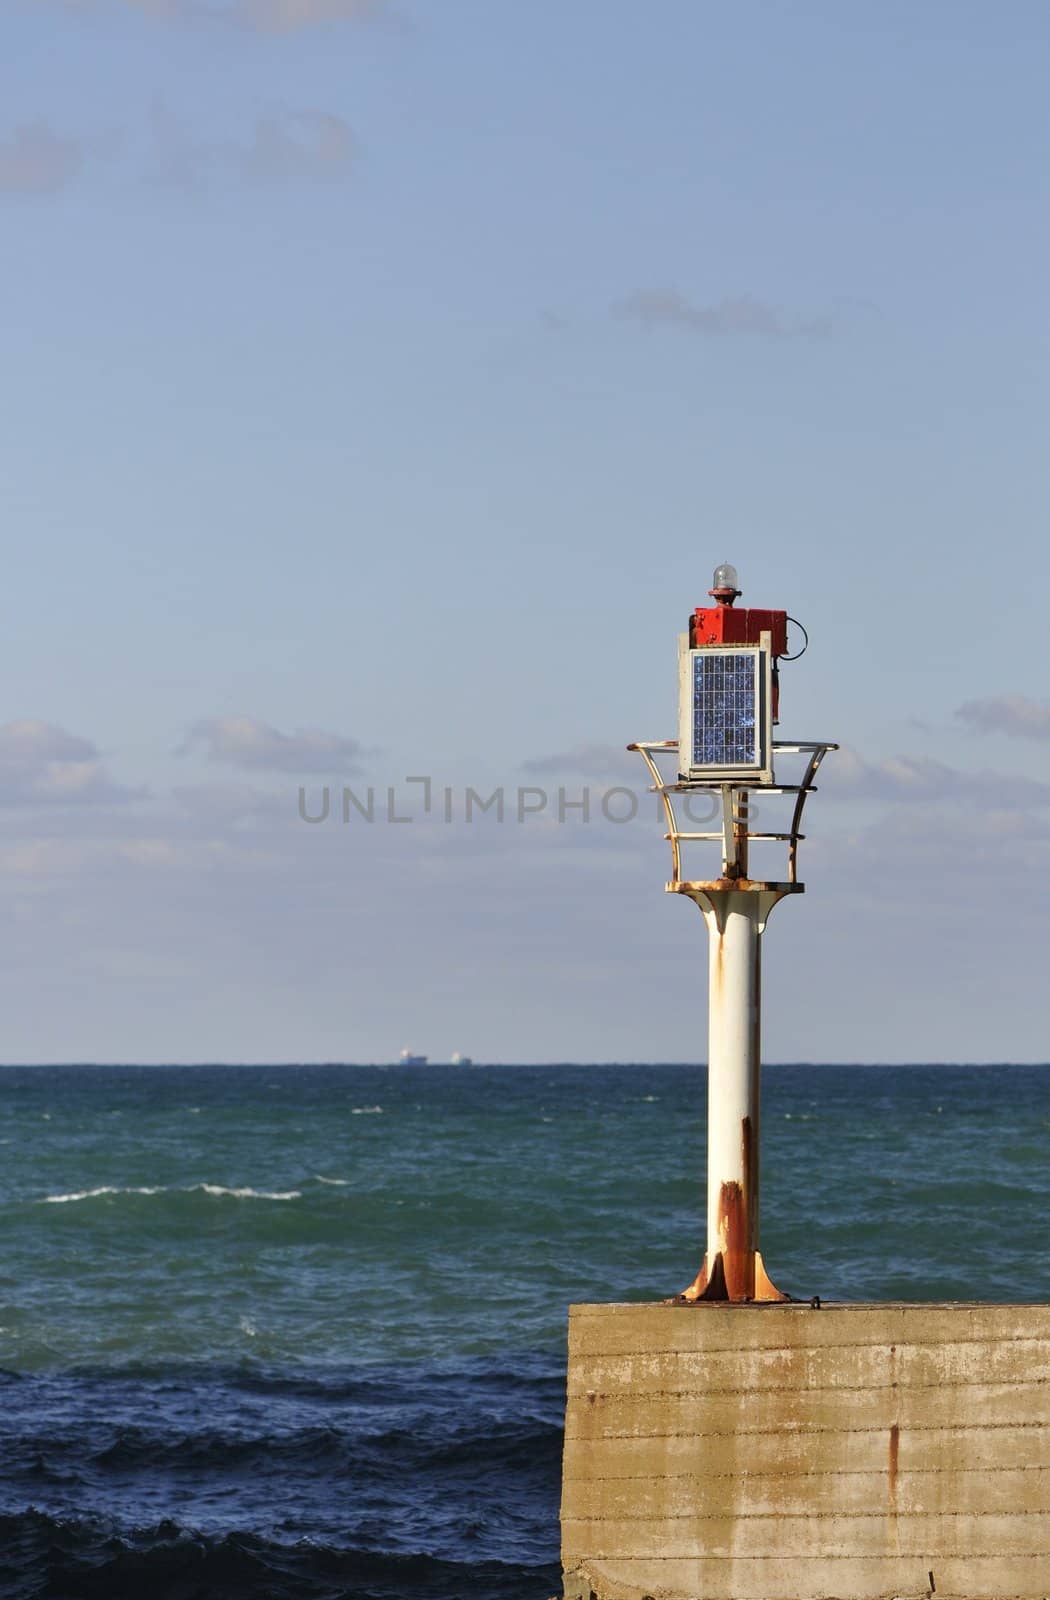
[627,740,838,886]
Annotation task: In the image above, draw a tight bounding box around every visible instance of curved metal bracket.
[627,740,682,882]
[785,743,833,884]
[628,740,837,886]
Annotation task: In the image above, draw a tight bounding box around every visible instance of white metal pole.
[704,891,761,1299]
[679,884,790,1302]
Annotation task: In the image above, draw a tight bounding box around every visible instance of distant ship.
[398,1048,428,1066]
[450,1051,473,1067]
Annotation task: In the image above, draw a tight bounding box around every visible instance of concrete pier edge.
[561,1300,1050,1600]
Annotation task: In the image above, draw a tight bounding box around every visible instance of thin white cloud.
[181,715,366,774]
[147,103,353,186]
[0,834,277,879]
[241,111,353,181]
[0,721,137,805]
[613,289,831,341]
[956,695,1050,743]
[822,746,1050,808]
[236,0,381,28]
[0,123,85,195]
[48,0,382,32]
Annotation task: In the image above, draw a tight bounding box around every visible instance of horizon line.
[0,1059,1048,1070]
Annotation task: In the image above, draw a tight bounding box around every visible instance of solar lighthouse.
[630,564,836,1302]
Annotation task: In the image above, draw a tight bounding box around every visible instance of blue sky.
[3,0,1049,1062]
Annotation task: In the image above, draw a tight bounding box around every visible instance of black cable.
[781,615,809,661]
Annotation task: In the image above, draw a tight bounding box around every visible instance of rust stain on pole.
[717,1179,751,1300]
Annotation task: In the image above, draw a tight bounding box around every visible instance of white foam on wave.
[40,1182,301,1205]
[315,1175,350,1186]
[192,1183,301,1201]
[41,1185,163,1204]
[351,1105,383,1116]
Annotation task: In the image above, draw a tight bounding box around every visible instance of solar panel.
[677,644,771,781]
[691,651,758,768]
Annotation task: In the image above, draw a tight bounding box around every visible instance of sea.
[0,1061,1047,1599]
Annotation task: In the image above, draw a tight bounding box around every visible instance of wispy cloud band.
[147,103,354,186]
[957,695,1050,743]
[0,106,354,199]
[0,123,86,195]
[0,721,137,805]
[180,715,367,774]
[43,0,382,33]
[613,289,832,341]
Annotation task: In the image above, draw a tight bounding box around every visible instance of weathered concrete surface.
[561,1302,1050,1600]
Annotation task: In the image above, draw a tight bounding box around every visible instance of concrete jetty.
[560,1300,1050,1600]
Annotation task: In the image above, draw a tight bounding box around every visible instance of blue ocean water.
[0,1062,1047,1598]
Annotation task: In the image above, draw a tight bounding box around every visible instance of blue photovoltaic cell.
[691,652,758,768]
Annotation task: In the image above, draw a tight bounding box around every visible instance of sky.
[2,0,1049,1063]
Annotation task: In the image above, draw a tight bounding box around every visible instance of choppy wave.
[0,1363,563,1599]
[0,1509,556,1600]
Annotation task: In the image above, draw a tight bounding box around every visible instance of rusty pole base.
[675,1249,791,1304]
